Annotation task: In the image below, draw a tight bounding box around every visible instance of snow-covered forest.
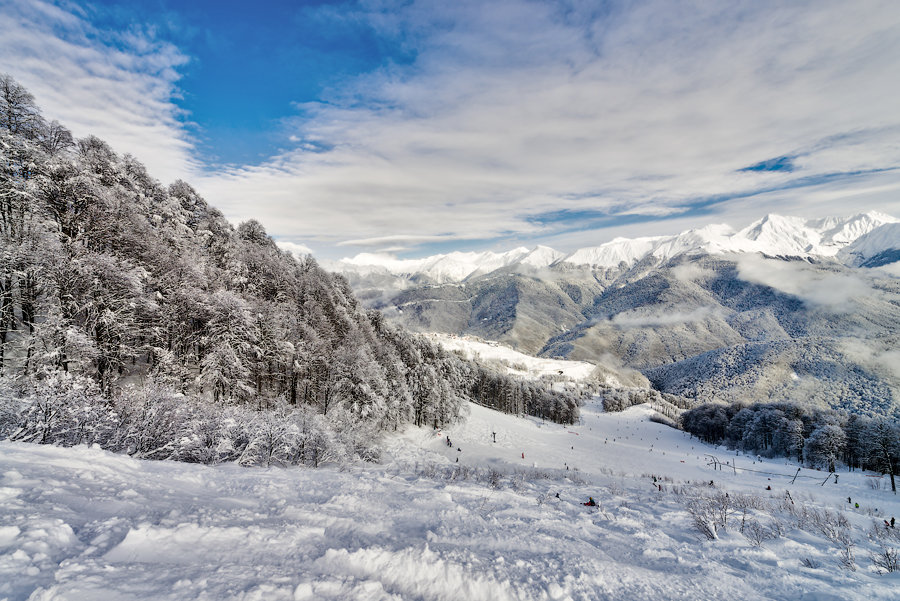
[682,401,900,492]
[0,74,580,465]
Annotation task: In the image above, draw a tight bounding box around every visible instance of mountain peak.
[520,245,566,268]
[334,211,900,281]
[837,222,900,267]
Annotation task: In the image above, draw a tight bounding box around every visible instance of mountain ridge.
[330,211,899,282]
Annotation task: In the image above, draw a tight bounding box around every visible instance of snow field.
[422,333,597,381]
[2,398,899,600]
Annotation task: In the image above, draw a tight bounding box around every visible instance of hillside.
[0,74,582,465]
[3,397,899,600]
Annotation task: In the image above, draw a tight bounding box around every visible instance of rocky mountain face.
[332,212,900,417]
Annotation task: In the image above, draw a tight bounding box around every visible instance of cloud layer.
[0,0,196,183]
[196,0,900,256]
[735,254,873,313]
[4,0,900,257]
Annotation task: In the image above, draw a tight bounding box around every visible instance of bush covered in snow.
[0,372,380,466]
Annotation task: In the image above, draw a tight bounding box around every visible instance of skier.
[583,497,597,506]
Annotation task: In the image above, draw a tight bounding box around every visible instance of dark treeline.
[681,400,899,492]
[0,74,579,463]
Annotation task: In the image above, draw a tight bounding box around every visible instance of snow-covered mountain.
[335,211,899,279]
[336,246,564,284]
[333,211,900,417]
[838,222,900,267]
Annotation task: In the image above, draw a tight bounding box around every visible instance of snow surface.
[334,211,900,280]
[3,396,900,600]
[423,333,597,381]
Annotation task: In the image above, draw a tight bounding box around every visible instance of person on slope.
[583,497,597,507]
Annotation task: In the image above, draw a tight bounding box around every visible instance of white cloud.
[836,339,900,391]
[734,254,873,312]
[0,0,197,183]
[275,240,315,258]
[5,0,900,258]
[670,263,716,283]
[872,262,900,278]
[610,306,722,329]
[191,0,900,257]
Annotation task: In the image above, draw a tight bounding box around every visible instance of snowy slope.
[3,399,900,600]
[424,333,597,381]
[838,223,900,267]
[425,332,649,389]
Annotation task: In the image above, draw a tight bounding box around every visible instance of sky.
[2,0,900,259]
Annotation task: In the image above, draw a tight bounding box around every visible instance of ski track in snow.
[3,399,900,600]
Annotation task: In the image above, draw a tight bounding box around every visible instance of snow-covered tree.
[864,419,899,494]
[803,424,846,472]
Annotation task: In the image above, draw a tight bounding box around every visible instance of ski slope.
[423,333,597,381]
[2,399,899,600]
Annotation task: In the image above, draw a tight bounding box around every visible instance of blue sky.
[2,0,900,259]
[66,0,415,166]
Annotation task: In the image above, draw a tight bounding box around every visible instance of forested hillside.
[0,75,579,464]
